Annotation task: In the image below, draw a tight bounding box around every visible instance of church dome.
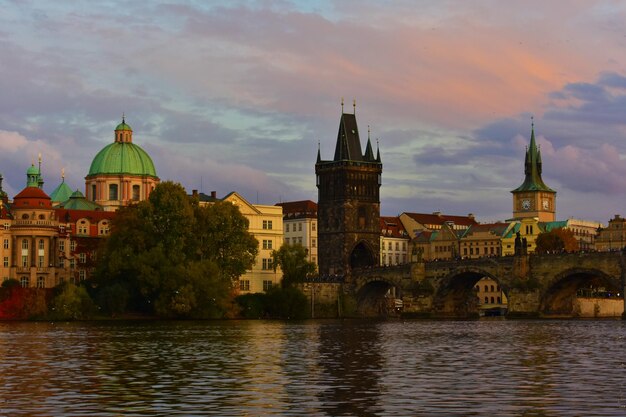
[87,118,158,178]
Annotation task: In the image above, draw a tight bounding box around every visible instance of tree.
[535,228,578,253]
[49,282,96,320]
[94,181,257,318]
[272,243,317,288]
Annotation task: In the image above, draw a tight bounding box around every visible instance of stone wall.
[296,282,342,318]
[573,298,624,318]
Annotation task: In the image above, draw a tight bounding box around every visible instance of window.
[38,239,44,250]
[3,223,9,230]
[22,256,28,267]
[70,259,75,268]
[109,184,118,201]
[484,285,488,292]
[59,259,64,268]
[298,237,303,244]
[312,222,316,231]
[262,240,273,250]
[2,257,7,267]
[262,258,273,270]
[262,220,273,230]
[3,239,8,249]
[484,297,489,304]
[37,276,45,288]
[79,253,86,264]
[286,224,289,232]
[395,242,399,251]
[91,184,96,201]
[22,239,28,250]
[263,280,273,291]
[70,241,76,251]
[59,241,65,252]
[78,220,88,235]
[132,185,140,201]
[312,238,316,248]
[79,270,86,281]
[298,223,302,232]
[491,297,495,304]
[38,256,44,268]
[497,297,501,304]
[490,285,495,292]
[20,277,29,288]
[239,280,250,291]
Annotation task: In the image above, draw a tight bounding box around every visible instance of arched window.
[38,214,45,220]
[484,296,489,304]
[37,276,45,288]
[497,297,501,304]
[490,285,495,292]
[132,185,140,201]
[22,213,29,219]
[20,276,29,288]
[491,297,495,304]
[484,285,488,292]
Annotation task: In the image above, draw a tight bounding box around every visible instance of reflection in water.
[317,320,384,416]
[0,320,625,416]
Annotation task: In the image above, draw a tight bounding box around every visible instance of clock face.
[542,199,549,210]
[521,199,531,210]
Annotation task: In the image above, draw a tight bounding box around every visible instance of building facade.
[595,215,626,251]
[276,200,318,266]
[379,216,409,266]
[316,108,382,275]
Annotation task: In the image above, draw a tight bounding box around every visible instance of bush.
[48,282,96,320]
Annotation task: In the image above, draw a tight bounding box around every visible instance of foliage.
[193,201,258,282]
[234,287,309,319]
[1,279,20,289]
[96,283,130,316]
[0,287,48,320]
[535,228,578,253]
[48,282,96,320]
[94,181,257,318]
[271,243,317,288]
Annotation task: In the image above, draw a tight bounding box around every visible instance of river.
[0,319,624,416]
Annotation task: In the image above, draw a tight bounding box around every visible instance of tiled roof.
[380,216,408,238]
[55,208,115,223]
[462,222,511,238]
[276,200,317,218]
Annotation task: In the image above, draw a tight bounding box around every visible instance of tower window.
[109,184,118,201]
[132,185,140,201]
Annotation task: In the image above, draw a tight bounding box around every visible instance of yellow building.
[474,277,508,315]
[379,216,409,265]
[596,215,626,251]
[276,200,318,266]
[194,190,283,293]
[460,223,514,259]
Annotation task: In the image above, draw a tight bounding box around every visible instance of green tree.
[94,181,257,318]
[535,227,578,253]
[272,243,317,288]
[49,282,96,320]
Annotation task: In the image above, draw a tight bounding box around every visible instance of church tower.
[316,102,382,276]
[511,121,556,222]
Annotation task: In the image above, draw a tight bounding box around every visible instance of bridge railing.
[301,274,345,283]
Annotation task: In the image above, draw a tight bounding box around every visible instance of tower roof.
[511,123,555,194]
[50,178,73,203]
[334,113,364,161]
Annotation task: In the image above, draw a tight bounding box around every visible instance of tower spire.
[341,97,344,113]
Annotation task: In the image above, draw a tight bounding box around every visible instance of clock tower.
[511,121,556,222]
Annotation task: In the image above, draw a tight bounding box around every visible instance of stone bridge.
[343,252,626,318]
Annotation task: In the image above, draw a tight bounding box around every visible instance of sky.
[2,0,626,224]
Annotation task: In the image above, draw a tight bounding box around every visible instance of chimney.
[468,213,475,220]
[433,211,442,217]
[211,191,217,199]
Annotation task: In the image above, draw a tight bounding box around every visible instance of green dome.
[88,142,157,177]
[50,180,73,203]
[26,164,39,175]
[115,121,132,131]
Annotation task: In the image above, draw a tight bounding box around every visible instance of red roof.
[55,208,116,223]
[276,200,317,219]
[380,216,408,238]
[403,212,477,227]
[13,186,52,208]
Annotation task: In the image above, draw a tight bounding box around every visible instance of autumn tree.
[94,181,257,318]
[535,227,579,254]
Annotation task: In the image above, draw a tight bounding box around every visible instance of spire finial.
[38,152,42,173]
[341,97,344,113]
[61,167,65,181]
[353,98,356,114]
[368,125,370,140]
[122,112,126,124]
[531,115,534,130]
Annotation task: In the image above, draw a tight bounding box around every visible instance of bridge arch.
[540,267,623,317]
[355,275,404,317]
[433,267,507,318]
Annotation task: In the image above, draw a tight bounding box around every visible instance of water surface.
[0,319,624,416]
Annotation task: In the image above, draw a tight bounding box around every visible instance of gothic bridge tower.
[316,102,382,276]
